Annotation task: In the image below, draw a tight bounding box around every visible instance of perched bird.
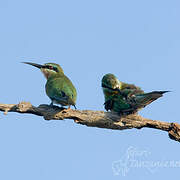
[23,62,77,109]
[102,73,169,114]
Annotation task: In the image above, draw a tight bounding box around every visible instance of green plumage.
[23,62,77,109]
[46,73,77,107]
[102,73,169,114]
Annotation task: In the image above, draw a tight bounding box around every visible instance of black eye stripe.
[44,65,58,72]
[44,65,51,69]
[53,67,58,72]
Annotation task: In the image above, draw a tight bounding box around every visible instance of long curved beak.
[22,62,44,69]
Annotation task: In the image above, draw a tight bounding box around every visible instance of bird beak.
[22,62,44,69]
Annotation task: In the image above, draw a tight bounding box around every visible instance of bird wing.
[129,91,169,109]
[46,76,77,106]
[121,81,144,93]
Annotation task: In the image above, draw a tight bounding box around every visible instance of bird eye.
[53,67,58,72]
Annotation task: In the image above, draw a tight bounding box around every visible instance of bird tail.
[134,90,170,108]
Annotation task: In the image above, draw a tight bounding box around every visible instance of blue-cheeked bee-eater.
[102,73,169,115]
[23,62,77,109]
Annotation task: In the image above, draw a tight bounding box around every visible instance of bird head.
[101,73,122,91]
[23,62,64,79]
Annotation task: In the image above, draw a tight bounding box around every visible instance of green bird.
[23,62,77,109]
[102,73,169,114]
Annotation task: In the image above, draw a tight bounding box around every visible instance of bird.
[23,62,77,109]
[101,73,169,115]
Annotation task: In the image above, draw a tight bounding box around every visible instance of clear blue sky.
[0,0,180,179]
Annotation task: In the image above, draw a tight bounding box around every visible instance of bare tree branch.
[0,102,179,142]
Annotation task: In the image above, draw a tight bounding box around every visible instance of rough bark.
[0,102,179,142]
